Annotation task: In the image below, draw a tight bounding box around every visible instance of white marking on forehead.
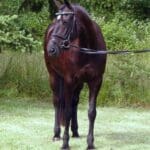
[57,15,61,20]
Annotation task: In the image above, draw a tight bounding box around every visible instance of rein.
[70,44,150,55]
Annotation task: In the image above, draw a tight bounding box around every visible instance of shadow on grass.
[73,131,150,149]
[106,131,150,145]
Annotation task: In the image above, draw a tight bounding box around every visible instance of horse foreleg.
[71,101,79,137]
[50,74,63,141]
[61,85,73,150]
[53,102,61,141]
[87,77,103,150]
[71,84,83,137]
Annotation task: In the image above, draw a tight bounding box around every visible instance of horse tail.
[58,79,66,126]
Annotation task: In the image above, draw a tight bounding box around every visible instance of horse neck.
[76,12,98,49]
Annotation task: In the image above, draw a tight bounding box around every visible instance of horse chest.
[48,53,78,76]
[74,64,98,81]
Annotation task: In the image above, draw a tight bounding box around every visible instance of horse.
[44,0,107,149]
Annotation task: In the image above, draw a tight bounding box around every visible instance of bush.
[73,0,150,19]
[0,15,42,52]
[124,0,150,19]
[94,13,150,50]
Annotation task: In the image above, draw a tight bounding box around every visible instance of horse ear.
[53,0,63,9]
[64,0,72,9]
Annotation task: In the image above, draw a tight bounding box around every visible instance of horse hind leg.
[61,83,75,150]
[71,84,83,138]
[87,77,103,150]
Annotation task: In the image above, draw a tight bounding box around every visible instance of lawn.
[0,98,150,150]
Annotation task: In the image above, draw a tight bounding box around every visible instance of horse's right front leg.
[50,75,63,141]
[61,84,73,150]
[71,84,83,138]
[53,98,61,141]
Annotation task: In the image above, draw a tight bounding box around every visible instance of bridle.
[53,11,76,49]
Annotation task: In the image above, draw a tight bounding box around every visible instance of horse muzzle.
[47,43,60,57]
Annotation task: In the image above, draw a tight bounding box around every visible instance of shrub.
[0,15,42,52]
[94,13,150,50]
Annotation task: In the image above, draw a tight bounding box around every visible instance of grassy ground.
[0,98,150,150]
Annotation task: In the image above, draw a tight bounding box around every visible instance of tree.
[18,0,63,19]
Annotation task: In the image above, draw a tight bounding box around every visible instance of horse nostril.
[48,44,59,57]
[48,46,57,56]
[49,48,56,54]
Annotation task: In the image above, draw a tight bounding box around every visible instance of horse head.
[47,0,77,57]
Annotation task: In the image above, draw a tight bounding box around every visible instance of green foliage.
[98,54,150,106]
[0,0,19,15]
[0,0,149,53]
[73,0,150,19]
[0,0,150,107]
[0,15,42,52]
[125,0,150,19]
[96,13,150,50]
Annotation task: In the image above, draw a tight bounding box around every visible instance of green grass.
[0,51,150,106]
[0,51,50,98]
[0,98,150,150]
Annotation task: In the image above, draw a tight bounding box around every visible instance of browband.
[55,12,75,16]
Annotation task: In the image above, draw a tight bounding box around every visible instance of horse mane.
[72,4,101,49]
[72,4,93,29]
[73,4,90,19]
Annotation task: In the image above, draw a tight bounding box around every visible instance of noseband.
[53,11,76,49]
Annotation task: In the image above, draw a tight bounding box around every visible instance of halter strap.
[55,12,75,16]
[52,11,76,49]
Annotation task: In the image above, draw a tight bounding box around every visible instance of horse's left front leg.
[87,77,103,150]
[61,85,73,150]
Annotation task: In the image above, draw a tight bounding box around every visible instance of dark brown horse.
[44,0,107,149]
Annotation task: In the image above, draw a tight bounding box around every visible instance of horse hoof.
[61,146,70,150]
[52,136,61,141]
[87,145,95,150]
[72,133,80,138]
